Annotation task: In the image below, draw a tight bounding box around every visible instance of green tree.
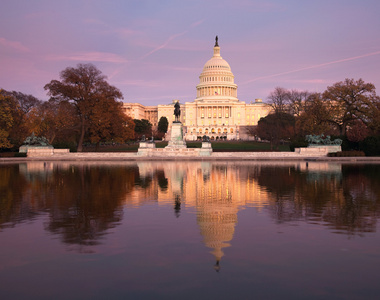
[44,63,123,152]
[157,116,169,133]
[133,119,152,139]
[322,78,378,136]
[256,112,295,150]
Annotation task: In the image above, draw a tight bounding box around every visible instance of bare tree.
[287,89,310,117]
[267,87,290,113]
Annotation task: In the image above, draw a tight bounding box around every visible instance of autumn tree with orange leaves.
[87,97,135,147]
[28,98,79,145]
[44,64,131,151]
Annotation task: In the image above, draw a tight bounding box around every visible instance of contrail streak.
[141,19,204,59]
[241,50,380,85]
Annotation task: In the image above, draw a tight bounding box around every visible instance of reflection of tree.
[253,164,380,235]
[45,165,136,247]
[0,163,137,249]
[156,169,168,191]
[0,164,37,228]
[256,166,300,223]
[134,168,152,189]
[336,165,380,234]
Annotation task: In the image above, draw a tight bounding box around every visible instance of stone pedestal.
[19,145,53,153]
[199,142,212,156]
[165,122,187,149]
[137,141,156,156]
[294,145,342,156]
[139,141,156,149]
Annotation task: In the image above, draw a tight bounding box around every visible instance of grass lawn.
[82,141,290,152]
[1,141,290,155]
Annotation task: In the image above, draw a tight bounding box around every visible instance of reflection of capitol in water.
[16,161,347,265]
[134,161,275,266]
[132,161,344,267]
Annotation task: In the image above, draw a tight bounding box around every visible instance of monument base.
[294,145,342,156]
[165,122,187,149]
[199,142,212,156]
[137,141,156,156]
[137,122,213,156]
[19,145,54,153]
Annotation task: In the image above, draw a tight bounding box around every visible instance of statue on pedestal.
[22,132,51,146]
[19,132,53,153]
[174,102,181,123]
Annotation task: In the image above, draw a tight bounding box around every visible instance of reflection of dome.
[196,37,238,101]
[197,205,238,264]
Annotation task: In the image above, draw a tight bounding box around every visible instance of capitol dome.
[196,36,238,101]
[202,49,232,72]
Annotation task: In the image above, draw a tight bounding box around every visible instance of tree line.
[0,64,168,152]
[255,78,380,155]
[1,63,379,154]
[1,63,172,152]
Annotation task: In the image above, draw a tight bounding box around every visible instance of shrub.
[328,150,365,157]
[289,137,308,152]
[53,142,77,152]
[360,136,380,156]
[14,152,27,157]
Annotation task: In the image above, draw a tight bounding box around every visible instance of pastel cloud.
[46,52,128,63]
[113,79,160,88]
[0,37,30,52]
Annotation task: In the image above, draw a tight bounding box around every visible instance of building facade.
[123,38,272,140]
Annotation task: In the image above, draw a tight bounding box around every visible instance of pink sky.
[1,0,379,105]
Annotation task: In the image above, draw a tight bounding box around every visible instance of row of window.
[198,87,235,97]
[200,113,230,118]
[191,128,234,134]
[201,107,230,110]
[200,76,233,83]
[204,65,229,70]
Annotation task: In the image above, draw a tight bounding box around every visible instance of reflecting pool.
[1,161,380,299]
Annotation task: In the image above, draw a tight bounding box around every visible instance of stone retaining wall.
[23,151,325,160]
[27,148,69,157]
[20,146,341,159]
[138,148,201,157]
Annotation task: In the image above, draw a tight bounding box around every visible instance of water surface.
[1,161,380,299]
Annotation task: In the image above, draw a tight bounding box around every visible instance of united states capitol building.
[123,37,272,140]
